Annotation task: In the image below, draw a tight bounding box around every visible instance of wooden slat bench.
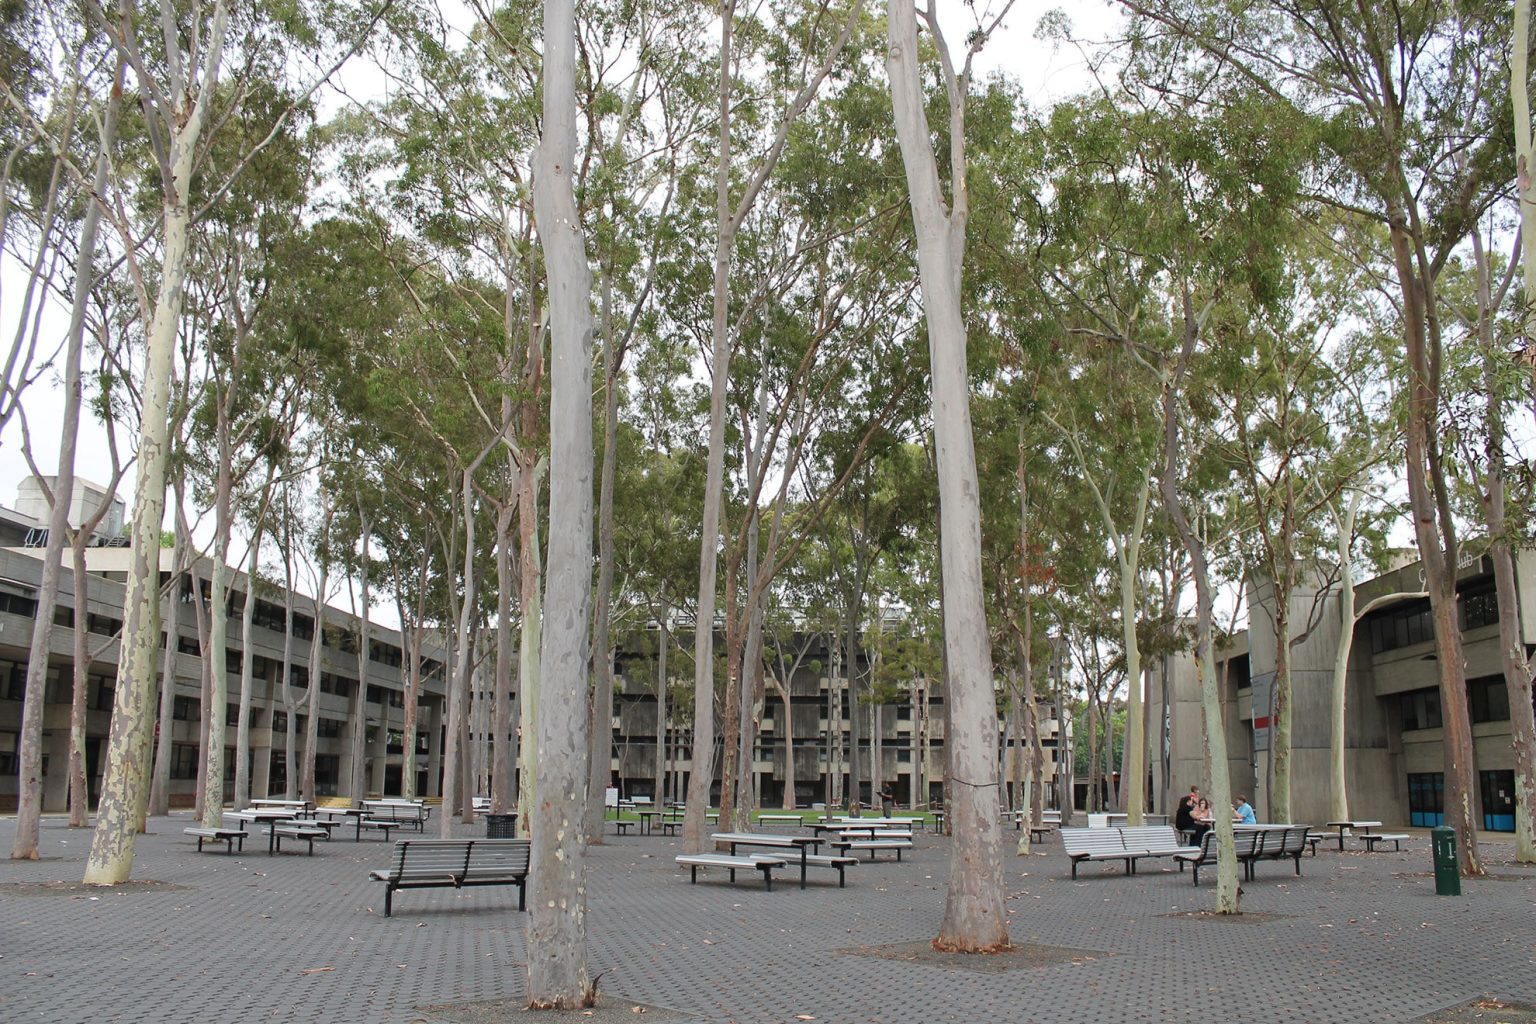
[370,839,530,917]
[184,827,248,854]
[830,838,913,861]
[675,853,785,890]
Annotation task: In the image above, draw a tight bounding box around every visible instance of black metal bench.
[369,839,530,917]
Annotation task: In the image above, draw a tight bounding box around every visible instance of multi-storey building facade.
[0,495,449,813]
[1153,552,1533,830]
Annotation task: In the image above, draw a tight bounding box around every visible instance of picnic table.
[231,808,322,855]
[711,832,821,889]
[1323,820,1383,852]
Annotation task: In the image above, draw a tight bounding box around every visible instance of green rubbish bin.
[1431,825,1460,896]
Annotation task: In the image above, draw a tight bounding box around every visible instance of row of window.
[1399,675,1516,731]
[1406,770,1516,831]
[1367,580,1500,655]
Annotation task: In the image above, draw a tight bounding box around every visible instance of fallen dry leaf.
[795,1016,816,1021]
[299,966,335,975]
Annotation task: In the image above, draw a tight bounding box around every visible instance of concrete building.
[0,495,448,813]
[1153,553,1531,830]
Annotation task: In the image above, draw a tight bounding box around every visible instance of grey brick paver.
[3,816,1533,1023]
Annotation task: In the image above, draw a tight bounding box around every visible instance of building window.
[0,590,38,617]
[0,661,25,701]
[1468,675,1510,724]
[272,711,288,732]
[1480,770,1515,832]
[1407,772,1444,827]
[170,744,198,780]
[317,717,344,738]
[1459,583,1499,632]
[268,751,286,792]
[0,730,17,773]
[1400,689,1442,732]
[1368,600,1433,654]
[173,695,198,721]
[315,755,340,795]
[89,677,115,712]
[87,613,123,637]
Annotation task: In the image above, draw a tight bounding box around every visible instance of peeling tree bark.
[526,0,595,1001]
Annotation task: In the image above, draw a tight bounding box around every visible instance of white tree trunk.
[83,0,230,887]
[11,65,118,855]
[886,0,1006,950]
[527,0,595,998]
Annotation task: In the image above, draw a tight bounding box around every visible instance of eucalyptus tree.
[886,0,1015,950]
[682,0,866,851]
[1120,0,1513,879]
[82,0,390,885]
[1456,217,1536,862]
[525,0,595,1002]
[9,50,125,860]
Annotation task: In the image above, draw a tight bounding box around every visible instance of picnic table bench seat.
[272,822,328,855]
[360,801,429,832]
[1358,832,1409,852]
[369,838,530,917]
[184,826,248,854]
[799,853,860,887]
[675,853,785,890]
[757,814,805,828]
[830,838,913,861]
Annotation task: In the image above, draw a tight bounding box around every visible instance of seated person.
[1191,798,1215,842]
[1174,794,1197,840]
[1233,795,1257,826]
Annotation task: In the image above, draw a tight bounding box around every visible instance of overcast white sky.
[0,1,1127,619]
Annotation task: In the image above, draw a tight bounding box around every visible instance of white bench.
[757,814,805,829]
[272,823,328,855]
[1061,827,1137,878]
[800,853,860,887]
[675,853,786,890]
[830,838,913,861]
[1359,832,1409,852]
[184,827,248,854]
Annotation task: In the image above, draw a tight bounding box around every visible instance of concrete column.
[425,699,442,798]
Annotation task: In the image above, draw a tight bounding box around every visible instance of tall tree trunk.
[1328,492,1362,823]
[887,0,1006,950]
[493,471,517,813]
[1160,288,1241,914]
[586,264,621,844]
[348,510,373,804]
[234,526,262,810]
[527,0,596,996]
[1390,213,1483,876]
[1513,0,1536,323]
[148,532,184,817]
[515,463,544,835]
[84,1,231,886]
[443,464,487,834]
[11,60,120,856]
[1472,227,1536,863]
[68,542,94,826]
[654,598,669,805]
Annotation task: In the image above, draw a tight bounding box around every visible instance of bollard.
[1430,825,1460,896]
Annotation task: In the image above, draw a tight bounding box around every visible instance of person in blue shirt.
[1233,795,1257,825]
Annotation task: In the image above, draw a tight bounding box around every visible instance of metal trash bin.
[486,813,518,839]
[1431,825,1460,896]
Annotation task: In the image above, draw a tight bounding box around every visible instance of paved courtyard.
[3,813,1535,1024]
